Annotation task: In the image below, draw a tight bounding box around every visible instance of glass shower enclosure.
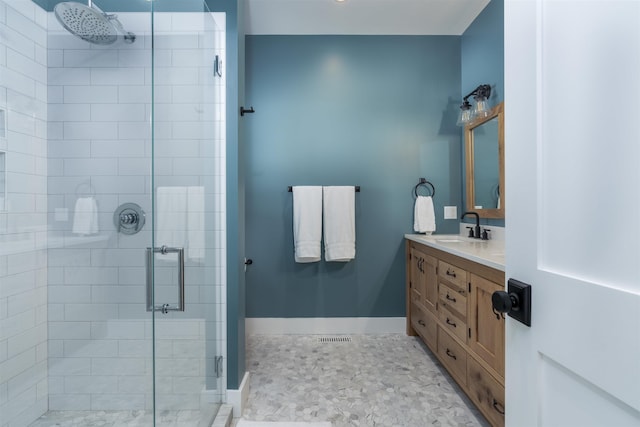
[0,0,226,425]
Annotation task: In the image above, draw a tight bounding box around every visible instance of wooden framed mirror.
[464,102,504,218]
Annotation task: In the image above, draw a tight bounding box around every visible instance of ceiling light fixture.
[456,84,492,127]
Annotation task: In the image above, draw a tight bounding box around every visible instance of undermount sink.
[435,238,467,243]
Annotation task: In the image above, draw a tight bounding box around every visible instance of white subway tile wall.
[0,1,49,426]
[0,1,226,424]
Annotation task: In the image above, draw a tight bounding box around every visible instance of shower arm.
[87,0,136,44]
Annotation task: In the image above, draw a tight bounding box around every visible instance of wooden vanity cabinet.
[406,239,505,427]
[407,245,438,351]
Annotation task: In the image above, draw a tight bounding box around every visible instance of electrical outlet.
[444,206,457,219]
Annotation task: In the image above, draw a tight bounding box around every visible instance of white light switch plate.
[444,206,457,219]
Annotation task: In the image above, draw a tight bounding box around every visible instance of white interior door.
[505,1,640,426]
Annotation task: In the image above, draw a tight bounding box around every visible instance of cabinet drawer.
[437,327,467,386]
[439,283,467,318]
[467,356,505,427]
[438,260,468,292]
[411,301,437,352]
[438,304,467,344]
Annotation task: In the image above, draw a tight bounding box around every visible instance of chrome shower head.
[54,1,136,45]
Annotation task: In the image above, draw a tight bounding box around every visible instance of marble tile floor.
[29,410,211,427]
[238,334,490,427]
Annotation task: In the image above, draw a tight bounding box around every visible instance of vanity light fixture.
[456,84,492,127]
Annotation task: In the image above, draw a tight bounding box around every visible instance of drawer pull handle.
[418,320,426,327]
[446,318,457,328]
[446,269,456,278]
[492,399,505,415]
[446,294,457,303]
[445,349,457,360]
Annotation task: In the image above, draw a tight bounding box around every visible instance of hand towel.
[187,186,205,261]
[413,195,436,234]
[72,197,99,235]
[323,186,355,262]
[292,186,323,263]
[156,187,187,262]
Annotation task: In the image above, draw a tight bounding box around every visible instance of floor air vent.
[317,336,352,343]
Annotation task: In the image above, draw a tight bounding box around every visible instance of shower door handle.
[146,246,185,313]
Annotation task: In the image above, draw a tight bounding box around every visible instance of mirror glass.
[465,102,504,218]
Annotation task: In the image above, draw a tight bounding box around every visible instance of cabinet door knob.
[445,349,457,360]
[446,318,457,328]
[418,319,426,327]
[445,294,457,303]
[492,399,505,415]
[446,269,456,278]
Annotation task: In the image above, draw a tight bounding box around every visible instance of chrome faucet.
[461,212,481,239]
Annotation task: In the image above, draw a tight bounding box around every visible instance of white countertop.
[404,233,505,271]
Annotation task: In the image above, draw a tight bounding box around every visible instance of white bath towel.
[292,186,323,263]
[414,195,436,234]
[156,187,187,262]
[323,186,355,262]
[187,186,205,261]
[72,197,99,235]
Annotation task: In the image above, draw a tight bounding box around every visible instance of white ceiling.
[244,0,491,35]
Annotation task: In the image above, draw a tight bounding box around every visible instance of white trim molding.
[245,317,406,335]
[226,371,250,418]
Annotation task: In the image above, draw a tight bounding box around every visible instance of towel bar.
[288,186,360,192]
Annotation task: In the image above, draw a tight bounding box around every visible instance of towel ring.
[75,181,96,197]
[414,179,435,198]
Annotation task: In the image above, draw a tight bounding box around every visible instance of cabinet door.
[423,254,438,314]
[409,247,425,302]
[469,273,505,377]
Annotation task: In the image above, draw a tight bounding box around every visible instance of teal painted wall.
[244,36,462,318]
[461,0,505,227]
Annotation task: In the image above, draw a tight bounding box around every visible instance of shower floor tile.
[29,410,203,427]
[241,334,489,427]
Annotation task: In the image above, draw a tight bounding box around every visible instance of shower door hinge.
[214,55,222,77]
[214,355,224,378]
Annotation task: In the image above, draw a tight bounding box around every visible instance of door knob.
[492,291,517,314]
[491,278,532,327]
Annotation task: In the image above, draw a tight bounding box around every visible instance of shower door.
[42,0,224,425]
[149,2,225,425]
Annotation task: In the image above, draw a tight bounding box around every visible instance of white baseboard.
[245,317,406,335]
[226,371,250,418]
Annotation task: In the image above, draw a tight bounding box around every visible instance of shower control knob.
[120,213,137,224]
[114,203,146,235]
